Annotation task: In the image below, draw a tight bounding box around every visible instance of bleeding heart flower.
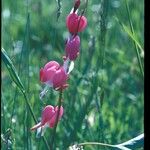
[66,13,87,34]
[31,105,64,131]
[39,61,68,99]
[30,105,55,131]
[40,61,68,88]
[65,35,80,61]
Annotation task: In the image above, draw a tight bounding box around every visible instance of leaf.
[114,17,144,53]
[116,133,144,149]
[122,24,144,52]
[76,133,144,150]
[1,48,25,93]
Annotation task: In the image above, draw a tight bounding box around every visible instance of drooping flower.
[65,35,80,60]
[31,105,64,131]
[40,61,68,89]
[31,105,55,131]
[39,61,68,99]
[66,12,87,34]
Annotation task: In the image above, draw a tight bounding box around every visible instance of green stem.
[125,0,144,78]
[78,142,116,148]
[21,91,50,150]
[50,90,63,150]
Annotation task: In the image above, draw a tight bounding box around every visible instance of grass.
[2,0,144,149]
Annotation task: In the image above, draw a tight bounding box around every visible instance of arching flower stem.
[50,89,63,150]
[78,142,116,148]
[75,9,86,35]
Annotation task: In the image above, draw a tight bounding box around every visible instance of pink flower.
[31,105,64,131]
[40,61,68,90]
[66,13,87,34]
[30,105,55,131]
[65,35,80,60]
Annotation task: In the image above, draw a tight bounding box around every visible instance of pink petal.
[41,105,55,124]
[66,13,78,33]
[31,122,42,131]
[52,67,68,89]
[78,15,87,32]
[65,35,80,60]
[44,61,60,70]
[40,68,47,82]
[49,106,64,128]
[45,67,57,82]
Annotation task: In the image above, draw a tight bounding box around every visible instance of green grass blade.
[114,17,144,78]
[2,48,50,150]
[124,0,144,78]
[2,48,25,92]
[114,17,143,53]
[122,24,143,53]
[56,0,62,21]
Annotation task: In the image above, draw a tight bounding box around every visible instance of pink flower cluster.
[65,0,87,61]
[31,0,87,133]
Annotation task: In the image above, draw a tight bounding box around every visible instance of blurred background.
[2,0,144,149]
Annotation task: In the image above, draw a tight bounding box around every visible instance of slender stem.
[56,0,61,21]
[75,10,85,34]
[50,90,63,150]
[21,91,50,150]
[74,0,88,35]
[125,0,144,78]
[78,142,116,148]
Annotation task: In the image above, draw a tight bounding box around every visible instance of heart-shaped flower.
[66,13,87,34]
[40,61,68,89]
[30,105,55,131]
[65,35,80,60]
[39,61,68,99]
[31,105,64,131]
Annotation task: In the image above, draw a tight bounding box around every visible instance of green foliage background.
[2,0,144,149]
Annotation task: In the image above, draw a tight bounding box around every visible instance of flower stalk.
[50,90,63,150]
